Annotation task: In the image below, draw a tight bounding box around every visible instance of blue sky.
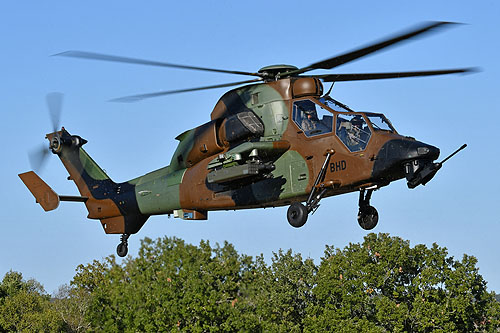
[1,1,499,294]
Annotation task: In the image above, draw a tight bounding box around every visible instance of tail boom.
[22,128,150,235]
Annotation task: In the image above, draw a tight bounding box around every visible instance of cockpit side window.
[292,100,333,137]
[336,114,371,152]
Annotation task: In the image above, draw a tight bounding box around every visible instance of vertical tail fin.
[47,128,148,234]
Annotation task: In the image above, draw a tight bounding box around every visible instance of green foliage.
[3,233,500,331]
[306,233,500,332]
[240,250,317,332]
[0,271,65,332]
[71,237,254,331]
[67,233,499,331]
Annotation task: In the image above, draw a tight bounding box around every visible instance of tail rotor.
[28,93,64,172]
[46,92,63,133]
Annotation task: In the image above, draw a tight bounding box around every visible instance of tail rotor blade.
[46,92,63,132]
[28,144,50,172]
[27,93,64,173]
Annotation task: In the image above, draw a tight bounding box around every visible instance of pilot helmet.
[351,115,363,126]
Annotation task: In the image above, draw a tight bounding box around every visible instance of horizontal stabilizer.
[18,171,88,211]
[19,171,60,211]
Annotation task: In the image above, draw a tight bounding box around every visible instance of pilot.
[346,115,366,150]
[301,108,319,132]
[351,115,364,130]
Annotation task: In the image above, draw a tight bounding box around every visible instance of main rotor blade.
[46,92,63,132]
[286,21,458,77]
[110,78,263,103]
[54,51,261,77]
[315,68,477,82]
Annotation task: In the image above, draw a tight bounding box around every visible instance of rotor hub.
[258,64,298,80]
[50,135,62,153]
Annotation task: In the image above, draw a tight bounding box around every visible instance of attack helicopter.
[19,21,472,257]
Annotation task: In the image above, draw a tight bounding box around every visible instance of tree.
[52,284,91,333]
[0,271,65,332]
[239,250,316,332]
[71,237,254,331]
[306,233,500,332]
[10,233,496,331]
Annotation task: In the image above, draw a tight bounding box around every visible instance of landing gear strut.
[287,150,335,228]
[116,234,130,257]
[357,189,378,230]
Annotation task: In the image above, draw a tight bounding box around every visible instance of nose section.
[379,139,440,161]
[414,144,440,161]
[372,139,440,181]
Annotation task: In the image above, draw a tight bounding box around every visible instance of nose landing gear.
[357,188,378,230]
[116,234,130,257]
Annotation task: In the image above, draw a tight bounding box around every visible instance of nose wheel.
[357,189,378,230]
[116,234,130,257]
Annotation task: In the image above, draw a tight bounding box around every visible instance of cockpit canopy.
[292,100,333,137]
[292,97,397,152]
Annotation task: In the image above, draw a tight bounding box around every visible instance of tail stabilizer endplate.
[19,171,60,211]
[18,171,88,211]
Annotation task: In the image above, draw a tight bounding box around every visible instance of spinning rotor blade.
[29,144,50,172]
[55,51,261,77]
[46,92,63,132]
[285,21,458,77]
[111,78,263,102]
[315,68,477,82]
[28,92,64,172]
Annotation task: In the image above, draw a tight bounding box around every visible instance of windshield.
[317,97,397,135]
[319,97,352,113]
[365,113,396,132]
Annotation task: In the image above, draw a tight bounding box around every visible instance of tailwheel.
[116,234,130,257]
[287,202,308,228]
[357,205,379,230]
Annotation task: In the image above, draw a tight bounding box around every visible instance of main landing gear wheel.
[286,150,335,228]
[358,205,379,230]
[287,202,308,228]
[116,234,130,257]
[357,188,379,230]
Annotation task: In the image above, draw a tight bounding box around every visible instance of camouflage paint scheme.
[32,77,439,236]
[20,22,472,258]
